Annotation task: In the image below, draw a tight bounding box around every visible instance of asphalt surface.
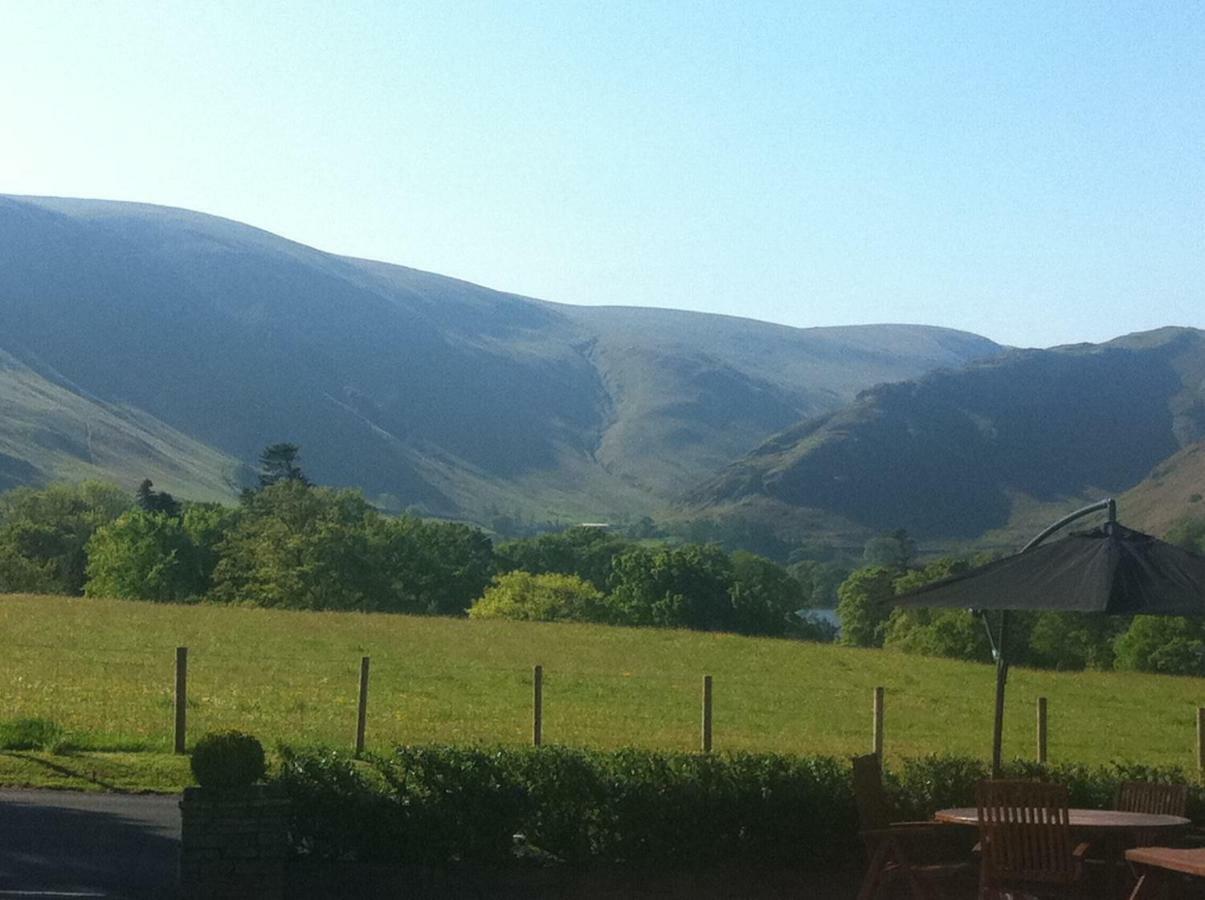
[0,790,179,899]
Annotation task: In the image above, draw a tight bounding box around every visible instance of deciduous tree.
[211,481,377,609]
[835,566,897,647]
[0,482,130,594]
[468,571,610,623]
[85,509,203,601]
[369,516,495,615]
[609,544,734,630]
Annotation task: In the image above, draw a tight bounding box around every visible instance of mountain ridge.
[689,327,1205,542]
[0,194,1002,523]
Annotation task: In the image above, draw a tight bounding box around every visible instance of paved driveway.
[0,790,179,899]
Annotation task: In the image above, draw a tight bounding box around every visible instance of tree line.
[3,441,1200,665]
[0,445,833,639]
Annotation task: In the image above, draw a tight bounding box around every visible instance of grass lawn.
[1,594,1204,792]
[0,751,191,793]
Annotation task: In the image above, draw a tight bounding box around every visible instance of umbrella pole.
[989,498,1111,777]
[991,610,1009,778]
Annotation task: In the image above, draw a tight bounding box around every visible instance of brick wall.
[179,784,289,899]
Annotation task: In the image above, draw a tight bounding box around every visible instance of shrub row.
[275,746,858,869]
[890,754,1205,822]
[273,746,1205,871]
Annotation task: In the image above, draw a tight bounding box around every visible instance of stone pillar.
[179,784,289,899]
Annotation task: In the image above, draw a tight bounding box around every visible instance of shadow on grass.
[3,751,124,791]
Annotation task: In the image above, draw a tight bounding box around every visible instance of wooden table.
[935,807,1191,837]
[1125,848,1205,899]
[935,808,1192,899]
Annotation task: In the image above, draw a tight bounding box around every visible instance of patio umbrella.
[891,499,1205,775]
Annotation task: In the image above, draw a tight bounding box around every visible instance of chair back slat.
[1117,781,1189,846]
[976,780,1078,886]
[1116,781,1188,817]
[851,753,891,833]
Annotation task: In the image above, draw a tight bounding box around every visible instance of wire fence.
[2,640,1204,770]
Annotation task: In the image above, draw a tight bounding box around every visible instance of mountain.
[0,194,1000,522]
[0,350,241,499]
[690,327,1205,543]
[1119,440,1205,536]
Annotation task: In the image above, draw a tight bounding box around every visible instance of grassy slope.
[1120,441,1205,536]
[2,594,1204,796]
[0,352,242,501]
[557,307,1001,497]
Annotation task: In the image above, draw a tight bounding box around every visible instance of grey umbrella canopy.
[895,523,1205,616]
[891,499,1205,775]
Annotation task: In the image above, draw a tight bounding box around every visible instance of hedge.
[273,746,1204,871]
[890,755,1205,822]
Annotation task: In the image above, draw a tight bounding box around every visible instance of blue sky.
[2,1,1201,347]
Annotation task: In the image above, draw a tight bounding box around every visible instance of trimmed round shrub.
[191,730,266,789]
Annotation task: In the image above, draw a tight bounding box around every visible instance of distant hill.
[1120,440,1205,536]
[689,328,1205,542]
[0,195,1000,522]
[0,350,242,500]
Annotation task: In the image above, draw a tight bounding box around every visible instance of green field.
[2,594,1204,792]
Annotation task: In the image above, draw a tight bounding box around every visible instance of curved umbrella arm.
[1021,498,1115,553]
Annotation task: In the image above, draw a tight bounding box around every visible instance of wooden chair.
[851,753,976,900]
[1117,782,1189,817]
[1116,781,1189,849]
[976,779,1090,900]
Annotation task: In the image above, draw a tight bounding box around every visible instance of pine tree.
[135,479,181,517]
[257,443,309,488]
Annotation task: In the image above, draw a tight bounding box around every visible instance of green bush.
[495,527,631,592]
[468,571,611,623]
[888,755,1205,822]
[273,747,1205,872]
[1115,616,1205,676]
[85,509,207,602]
[191,730,267,789]
[274,746,395,860]
[275,745,859,868]
[888,754,990,820]
[0,482,131,594]
[590,749,855,867]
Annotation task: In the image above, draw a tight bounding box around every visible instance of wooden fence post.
[355,656,370,757]
[701,675,713,753]
[872,687,885,762]
[1197,707,1204,772]
[533,665,543,747]
[174,646,188,754]
[1036,697,1048,764]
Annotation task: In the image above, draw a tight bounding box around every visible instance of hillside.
[0,351,241,500]
[0,593,1201,772]
[1120,440,1205,536]
[0,194,999,522]
[690,327,1205,542]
